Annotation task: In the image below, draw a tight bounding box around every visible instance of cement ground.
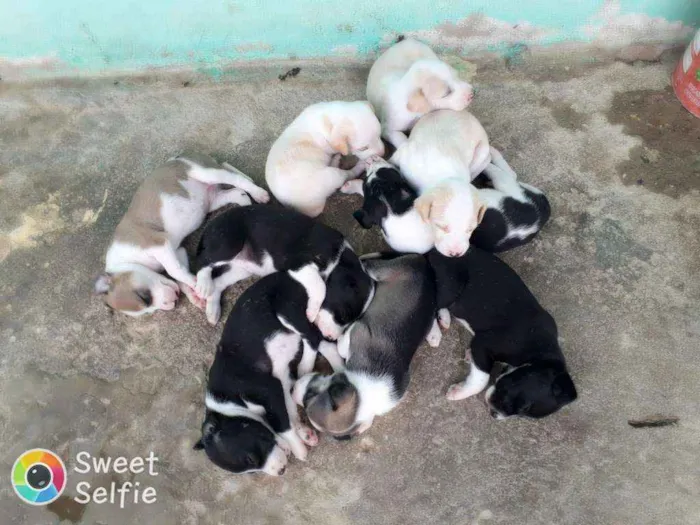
[1,51,699,525]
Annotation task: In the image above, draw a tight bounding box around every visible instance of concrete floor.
[1,52,699,525]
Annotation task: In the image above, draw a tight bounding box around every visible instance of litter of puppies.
[97,39,579,476]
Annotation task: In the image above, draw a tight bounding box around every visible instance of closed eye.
[436,224,450,233]
[136,289,153,307]
[357,146,369,151]
[442,87,454,98]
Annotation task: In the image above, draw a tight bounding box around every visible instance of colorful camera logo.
[12,449,66,505]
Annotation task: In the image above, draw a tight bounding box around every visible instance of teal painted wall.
[0,0,698,77]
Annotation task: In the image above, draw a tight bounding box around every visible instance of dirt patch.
[541,97,589,130]
[608,87,700,198]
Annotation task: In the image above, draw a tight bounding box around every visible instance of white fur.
[455,317,475,335]
[367,39,474,146]
[288,264,326,322]
[390,110,490,257]
[345,370,399,428]
[425,318,442,347]
[265,101,384,217]
[446,362,490,401]
[102,156,268,315]
[437,308,451,330]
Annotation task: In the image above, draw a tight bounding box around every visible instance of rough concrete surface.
[1,52,699,525]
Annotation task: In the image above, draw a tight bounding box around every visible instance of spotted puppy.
[347,149,550,253]
[293,254,437,439]
[194,204,363,328]
[428,248,577,419]
[194,272,345,476]
[95,152,269,316]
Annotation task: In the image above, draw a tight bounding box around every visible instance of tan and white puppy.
[95,153,269,316]
[367,38,474,147]
[265,100,384,217]
[390,110,490,257]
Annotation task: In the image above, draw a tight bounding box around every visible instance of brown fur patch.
[407,89,430,113]
[104,272,147,312]
[307,384,360,434]
[113,159,191,248]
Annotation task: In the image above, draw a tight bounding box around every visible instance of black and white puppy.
[292,254,437,439]
[194,271,345,476]
[346,148,550,253]
[195,203,354,327]
[427,248,577,419]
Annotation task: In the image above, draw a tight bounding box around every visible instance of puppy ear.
[407,89,430,113]
[353,209,374,229]
[327,374,356,411]
[192,439,205,451]
[94,274,113,295]
[414,193,434,223]
[471,187,487,225]
[552,373,577,405]
[330,120,352,156]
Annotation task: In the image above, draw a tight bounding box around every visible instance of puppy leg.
[175,248,205,309]
[337,325,353,360]
[280,375,319,451]
[384,130,408,148]
[318,340,344,371]
[188,162,270,203]
[200,263,252,325]
[298,340,318,377]
[469,141,492,178]
[446,338,493,401]
[425,318,442,348]
[258,380,309,460]
[488,147,518,178]
[209,188,252,211]
[330,154,342,168]
[153,244,197,289]
[438,308,451,330]
[349,160,367,177]
[340,179,364,196]
[288,264,326,322]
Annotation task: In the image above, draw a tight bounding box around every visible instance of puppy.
[194,272,345,475]
[347,149,550,253]
[193,204,365,326]
[389,109,492,257]
[366,38,473,147]
[293,254,437,439]
[427,248,577,419]
[94,152,269,316]
[265,100,384,217]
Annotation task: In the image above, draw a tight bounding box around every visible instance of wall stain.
[608,87,700,197]
[337,23,354,33]
[79,23,111,64]
[46,496,88,523]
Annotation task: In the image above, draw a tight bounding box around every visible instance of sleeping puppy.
[194,272,345,475]
[427,248,577,419]
[94,152,269,316]
[389,110,491,257]
[265,100,384,217]
[194,204,365,327]
[346,149,550,253]
[292,254,437,439]
[366,38,473,147]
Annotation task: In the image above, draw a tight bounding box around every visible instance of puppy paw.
[426,329,442,348]
[315,310,341,341]
[195,267,214,298]
[206,298,221,326]
[249,188,270,204]
[437,309,451,330]
[291,442,308,461]
[296,425,319,447]
[160,301,177,311]
[340,179,363,195]
[306,300,322,323]
[277,439,292,457]
[446,383,476,401]
[180,284,206,310]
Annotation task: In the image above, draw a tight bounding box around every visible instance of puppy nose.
[333,434,353,441]
[278,466,286,475]
[489,409,499,419]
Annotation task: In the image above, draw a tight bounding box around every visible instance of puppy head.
[485,363,577,419]
[353,160,418,229]
[293,372,361,439]
[326,101,384,159]
[193,411,288,476]
[316,252,374,340]
[414,182,486,257]
[407,62,474,114]
[94,270,179,316]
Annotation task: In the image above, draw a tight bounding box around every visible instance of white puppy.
[95,153,269,316]
[265,101,384,217]
[367,38,474,147]
[390,110,491,257]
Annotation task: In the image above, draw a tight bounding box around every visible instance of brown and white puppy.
[292,254,436,439]
[366,38,474,147]
[95,153,269,316]
[390,110,490,257]
[265,101,384,218]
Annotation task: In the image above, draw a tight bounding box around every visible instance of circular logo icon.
[12,449,66,505]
